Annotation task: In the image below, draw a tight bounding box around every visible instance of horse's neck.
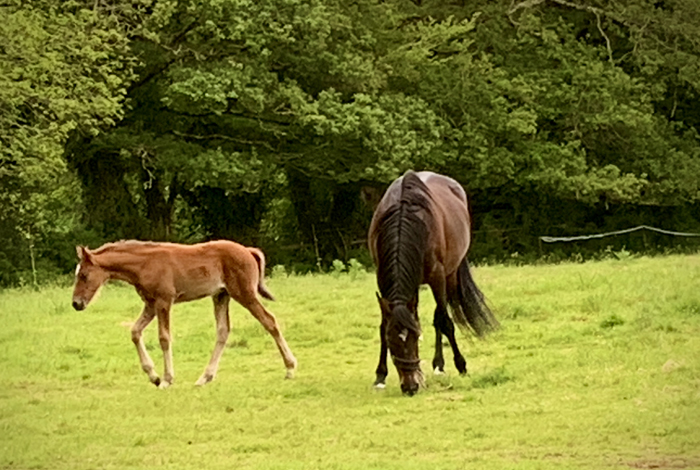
[95,248,148,285]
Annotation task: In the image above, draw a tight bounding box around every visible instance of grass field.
[1,254,699,469]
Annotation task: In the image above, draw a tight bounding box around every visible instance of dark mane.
[375,172,433,330]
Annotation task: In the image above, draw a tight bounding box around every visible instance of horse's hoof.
[285,369,295,380]
[158,381,172,389]
[455,357,467,375]
[153,377,161,387]
[433,367,445,376]
[373,382,386,390]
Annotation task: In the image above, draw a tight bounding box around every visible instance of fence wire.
[539,225,700,243]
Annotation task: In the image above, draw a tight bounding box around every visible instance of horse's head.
[377,295,423,396]
[72,246,108,311]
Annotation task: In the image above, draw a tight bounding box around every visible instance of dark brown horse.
[71,240,296,388]
[368,171,498,395]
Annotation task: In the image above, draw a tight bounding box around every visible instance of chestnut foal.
[71,240,297,388]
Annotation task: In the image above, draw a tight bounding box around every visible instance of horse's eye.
[79,273,88,282]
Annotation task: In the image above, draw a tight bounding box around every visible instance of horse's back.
[369,171,471,275]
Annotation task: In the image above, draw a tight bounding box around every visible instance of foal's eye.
[78,273,88,282]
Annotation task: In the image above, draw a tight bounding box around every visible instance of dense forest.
[2,0,700,285]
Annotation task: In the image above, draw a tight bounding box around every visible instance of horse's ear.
[376,293,391,317]
[76,246,93,264]
[407,295,418,313]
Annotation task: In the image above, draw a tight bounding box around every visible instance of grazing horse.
[368,170,498,395]
[71,240,297,388]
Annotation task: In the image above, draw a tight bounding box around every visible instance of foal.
[71,240,297,388]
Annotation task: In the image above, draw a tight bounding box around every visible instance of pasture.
[1,254,699,469]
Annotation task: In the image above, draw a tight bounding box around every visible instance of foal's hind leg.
[196,292,231,386]
[240,295,297,379]
[131,304,161,386]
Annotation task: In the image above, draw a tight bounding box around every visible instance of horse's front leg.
[374,317,388,389]
[155,299,175,388]
[131,304,161,386]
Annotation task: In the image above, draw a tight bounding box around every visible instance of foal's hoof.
[285,368,295,380]
[195,374,214,386]
[153,377,161,387]
[158,380,172,390]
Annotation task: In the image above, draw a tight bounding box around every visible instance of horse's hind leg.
[434,306,466,375]
[430,274,467,375]
[432,308,446,375]
[131,304,161,386]
[196,292,231,386]
[240,295,297,379]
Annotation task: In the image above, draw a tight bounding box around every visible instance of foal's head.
[71,246,109,311]
[378,295,423,396]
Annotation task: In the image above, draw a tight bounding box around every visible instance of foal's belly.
[173,267,226,303]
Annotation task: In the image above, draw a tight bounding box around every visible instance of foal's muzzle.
[72,300,85,311]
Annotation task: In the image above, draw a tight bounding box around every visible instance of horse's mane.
[375,171,432,331]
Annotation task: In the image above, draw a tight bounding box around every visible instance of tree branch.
[508,0,618,63]
[171,130,275,151]
[594,10,614,64]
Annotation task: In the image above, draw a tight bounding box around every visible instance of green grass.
[1,254,699,469]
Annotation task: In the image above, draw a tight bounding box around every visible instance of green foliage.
[3,0,700,284]
[0,0,135,283]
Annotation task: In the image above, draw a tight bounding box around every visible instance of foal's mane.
[375,171,433,330]
[92,240,161,255]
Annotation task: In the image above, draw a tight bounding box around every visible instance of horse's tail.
[449,257,498,337]
[247,247,275,301]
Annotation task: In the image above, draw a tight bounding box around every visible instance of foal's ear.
[76,245,94,264]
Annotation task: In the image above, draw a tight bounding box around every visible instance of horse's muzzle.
[401,382,419,396]
[72,300,85,311]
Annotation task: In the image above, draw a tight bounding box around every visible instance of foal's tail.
[247,248,276,301]
[449,257,499,337]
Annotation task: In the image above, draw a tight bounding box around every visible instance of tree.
[0,0,135,283]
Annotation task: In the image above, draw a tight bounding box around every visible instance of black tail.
[449,257,498,337]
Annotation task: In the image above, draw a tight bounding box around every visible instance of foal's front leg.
[155,299,175,388]
[131,304,161,386]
